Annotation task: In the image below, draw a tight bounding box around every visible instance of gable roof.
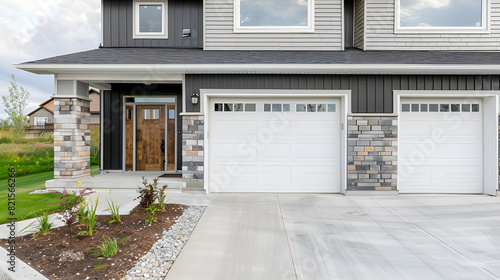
[27,106,52,117]
[15,48,500,75]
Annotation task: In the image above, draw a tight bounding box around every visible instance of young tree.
[1,74,30,138]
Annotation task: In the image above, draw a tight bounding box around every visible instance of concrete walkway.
[167,194,500,280]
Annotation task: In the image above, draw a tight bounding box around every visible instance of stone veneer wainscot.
[182,114,204,187]
[347,116,398,191]
[53,97,91,178]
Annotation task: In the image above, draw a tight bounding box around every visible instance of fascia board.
[15,63,500,75]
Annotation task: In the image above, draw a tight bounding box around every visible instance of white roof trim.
[15,63,500,75]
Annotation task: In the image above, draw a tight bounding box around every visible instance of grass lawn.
[0,167,99,225]
[0,143,54,180]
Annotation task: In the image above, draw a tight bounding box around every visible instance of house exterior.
[16,0,500,195]
[27,89,101,127]
[27,99,54,127]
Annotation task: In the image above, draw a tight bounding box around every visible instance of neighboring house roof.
[27,90,100,116]
[28,98,54,116]
[15,48,500,75]
[27,106,52,117]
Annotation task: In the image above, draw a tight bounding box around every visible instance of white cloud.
[0,0,101,120]
[400,0,451,17]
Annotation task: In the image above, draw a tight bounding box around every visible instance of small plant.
[51,187,94,247]
[104,198,121,225]
[87,236,118,259]
[156,185,168,211]
[145,204,162,224]
[19,212,53,240]
[135,176,159,209]
[50,187,94,212]
[79,194,99,236]
[77,201,89,225]
[120,236,130,243]
[94,264,104,270]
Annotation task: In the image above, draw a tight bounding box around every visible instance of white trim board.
[17,63,500,75]
[201,89,350,194]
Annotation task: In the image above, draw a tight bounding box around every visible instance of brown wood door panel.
[136,105,165,171]
[125,105,134,171]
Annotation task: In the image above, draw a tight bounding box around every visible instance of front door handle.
[161,139,165,155]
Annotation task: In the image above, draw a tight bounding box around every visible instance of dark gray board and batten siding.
[102,84,183,170]
[102,0,203,48]
[185,75,500,113]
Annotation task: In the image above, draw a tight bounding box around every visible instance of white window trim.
[394,0,490,34]
[233,0,315,33]
[34,117,48,126]
[133,0,168,39]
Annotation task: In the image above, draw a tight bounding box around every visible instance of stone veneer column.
[53,97,91,179]
[182,114,204,188]
[347,116,398,192]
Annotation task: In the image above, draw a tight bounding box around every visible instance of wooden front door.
[136,105,165,171]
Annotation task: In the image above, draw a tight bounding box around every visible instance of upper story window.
[133,0,168,39]
[234,0,314,33]
[395,0,488,33]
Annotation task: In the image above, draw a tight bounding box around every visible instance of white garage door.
[208,97,341,193]
[399,99,483,193]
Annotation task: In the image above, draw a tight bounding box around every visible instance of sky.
[400,0,482,27]
[0,0,101,120]
[240,0,308,27]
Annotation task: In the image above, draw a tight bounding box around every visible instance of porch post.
[53,79,91,179]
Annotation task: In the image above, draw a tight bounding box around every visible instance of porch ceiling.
[15,48,500,75]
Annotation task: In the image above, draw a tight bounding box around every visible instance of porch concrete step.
[45,172,186,193]
[182,187,206,194]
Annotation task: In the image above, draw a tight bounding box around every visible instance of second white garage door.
[208,97,341,193]
[399,98,483,193]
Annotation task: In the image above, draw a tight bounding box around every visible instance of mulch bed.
[0,204,188,280]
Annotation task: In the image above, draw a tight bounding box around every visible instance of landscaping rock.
[58,250,85,262]
[121,206,206,280]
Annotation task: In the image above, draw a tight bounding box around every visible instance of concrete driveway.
[166,194,500,280]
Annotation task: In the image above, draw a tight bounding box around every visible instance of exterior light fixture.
[191,92,199,105]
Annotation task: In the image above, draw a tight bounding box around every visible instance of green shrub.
[19,212,53,240]
[104,198,121,225]
[87,236,118,259]
[79,195,99,236]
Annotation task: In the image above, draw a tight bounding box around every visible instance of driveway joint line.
[276,195,298,280]
[374,198,500,279]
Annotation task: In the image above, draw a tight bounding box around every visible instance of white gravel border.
[122,206,206,280]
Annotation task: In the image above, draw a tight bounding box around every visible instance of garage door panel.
[433,144,482,159]
[432,121,481,136]
[213,120,258,135]
[211,143,257,159]
[432,165,482,178]
[262,144,291,158]
[261,166,291,187]
[296,144,337,158]
[210,97,341,193]
[399,99,483,194]
[296,121,339,136]
[291,165,338,187]
[399,121,431,136]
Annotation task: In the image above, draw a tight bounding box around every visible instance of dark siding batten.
[186,74,500,113]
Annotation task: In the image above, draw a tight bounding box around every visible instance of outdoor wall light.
[191,92,199,105]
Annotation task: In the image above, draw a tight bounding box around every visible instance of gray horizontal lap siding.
[186,74,500,113]
[102,84,183,170]
[29,108,54,126]
[204,0,343,51]
[364,0,500,51]
[103,0,203,48]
